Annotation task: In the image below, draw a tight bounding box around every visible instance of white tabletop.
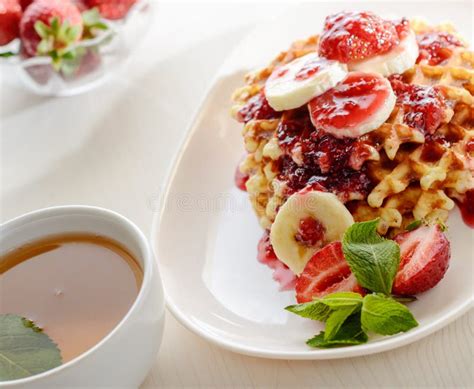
[1,2,472,387]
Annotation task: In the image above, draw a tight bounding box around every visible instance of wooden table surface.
[1,2,472,387]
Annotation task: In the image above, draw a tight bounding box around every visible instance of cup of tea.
[0,206,165,388]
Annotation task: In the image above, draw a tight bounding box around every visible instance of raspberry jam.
[236,91,279,123]
[390,79,447,134]
[417,31,463,65]
[234,164,249,191]
[318,11,409,63]
[456,190,474,228]
[294,56,323,81]
[308,72,392,137]
[275,108,374,201]
[295,217,326,247]
[257,231,296,290]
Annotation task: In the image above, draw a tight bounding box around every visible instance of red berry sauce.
[456,190,474,228]
[318,11,409,63]
[308,72,392,137]
[294,56,323,81]
[295,217,326,247]
[275,108,374,201]
[257,231,296,290]
[390,78,447,134]
[417,31,463,65]
[236,91,280,123]
[234,164,249,191]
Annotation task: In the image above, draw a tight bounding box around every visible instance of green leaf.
[50,17,60,34]
[66,25,81,41]
[361,294,418,335]
[82,8,109,39]
[406,219,422,231]
[342,219,400,294]
[324,306,359,340]
[285,300,332,322]
[34,21,51,39]
[320,292,364,310]
[307,315,368,348]
[0,51,17,58]
[0,314,62,381]
[82,8,102,26]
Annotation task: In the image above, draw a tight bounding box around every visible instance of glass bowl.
[1,0,152,96]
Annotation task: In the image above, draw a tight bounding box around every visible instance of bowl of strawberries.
[0,0,151,96]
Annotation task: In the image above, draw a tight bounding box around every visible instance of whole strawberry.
[84,0,136,20]
[0,0,22,46]
[20,0,83,58]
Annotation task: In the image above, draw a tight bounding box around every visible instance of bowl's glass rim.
[0,205,155,386]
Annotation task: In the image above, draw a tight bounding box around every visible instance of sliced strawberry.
[295,241,364,303]
[0,0,22,46]
[257,231,296,291]
[393,224,451,295]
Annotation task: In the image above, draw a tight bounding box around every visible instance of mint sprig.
[342,219,400,295]
[286,219,419,349]
[306,315,368,348]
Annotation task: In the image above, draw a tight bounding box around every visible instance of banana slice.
[308,72,396,139]
[348,30,419,77]
[270,190,354,275]
[265,52,347,111]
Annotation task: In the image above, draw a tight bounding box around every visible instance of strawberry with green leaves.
[19,0,83,65]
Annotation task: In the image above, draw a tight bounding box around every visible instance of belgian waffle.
[231,22,474,235]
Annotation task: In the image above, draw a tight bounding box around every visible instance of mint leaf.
[0,314,62,381]
[321,292,363,310]
[342,219,400,294]
[361,294,418,335]
[322,292,363,340]
[285,292,363,322]
[324,306,359,340]
[307,315,368,348]
[285,300,332,322]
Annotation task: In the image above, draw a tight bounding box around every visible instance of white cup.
[0,206,165,388]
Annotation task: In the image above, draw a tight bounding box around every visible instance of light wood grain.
[1,3,473,388]
[143,310,473,388]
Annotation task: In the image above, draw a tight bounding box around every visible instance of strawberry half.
[0,0,22,46]
[83,0,136,20]
[295,241,364,303]
[20,0,83,58]
[393,224,451,295]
